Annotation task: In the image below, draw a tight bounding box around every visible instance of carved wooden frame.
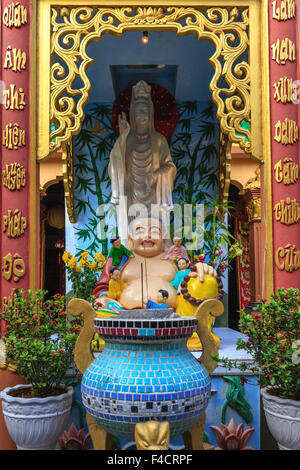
[37,0,262,163]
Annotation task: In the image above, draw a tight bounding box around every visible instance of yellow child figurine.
[107,268,127,300]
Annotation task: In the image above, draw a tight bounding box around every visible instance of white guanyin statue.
[108,80,177,233]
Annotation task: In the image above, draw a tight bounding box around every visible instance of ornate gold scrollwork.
[243,167,261,221]
[62,140,75,223]
[50,6,250,154]
[219,131,232,213]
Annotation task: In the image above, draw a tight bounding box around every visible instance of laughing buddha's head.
[128,216,169,257]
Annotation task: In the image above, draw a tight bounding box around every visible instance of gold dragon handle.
[194,299,224,375]
[67,298,96,374]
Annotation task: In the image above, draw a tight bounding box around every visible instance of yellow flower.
[79,258,87,268]
[94,252,105,262]
[81,251,89,258]
[67,257,78,269]
[75,266,81,272]
[62,251,71,263]
[89,261,97,270]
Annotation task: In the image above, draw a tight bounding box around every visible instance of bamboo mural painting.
[66,99,220,268]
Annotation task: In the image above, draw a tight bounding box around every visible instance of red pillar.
[0,1,39,449]
[1,0,39,317]
[268,0,300,289]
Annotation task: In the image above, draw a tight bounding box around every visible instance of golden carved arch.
[44,5,254,160]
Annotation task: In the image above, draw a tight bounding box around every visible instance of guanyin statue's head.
[130,80,155,137]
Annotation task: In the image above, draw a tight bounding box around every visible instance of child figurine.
[161,237,189,262]
[109,236,133,266]
[146,289,169,309]
[170,258,192,292]
[107,267,127,300]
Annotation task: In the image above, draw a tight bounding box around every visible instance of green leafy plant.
[214,287,300,400]
[0,289,78,398]
[190,195,243,275]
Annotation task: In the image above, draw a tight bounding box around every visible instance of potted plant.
[214,287,300,450]
[0,289,78,450]
[63,250,107,351]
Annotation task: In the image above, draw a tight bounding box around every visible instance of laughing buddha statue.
[93,216,220,349]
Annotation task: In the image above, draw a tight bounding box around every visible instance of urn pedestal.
[81,309,212,441]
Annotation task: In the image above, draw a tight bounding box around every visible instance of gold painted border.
[261,0,273,297]
[30,0,39,289]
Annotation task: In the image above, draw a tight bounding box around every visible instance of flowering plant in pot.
[214,287,300,450]
[63,250,107,351]
[63,250,106,306]
[0,289,78,450]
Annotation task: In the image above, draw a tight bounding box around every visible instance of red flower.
[51,353,56,357]
[59,312,68,316]
[51,320,56,324]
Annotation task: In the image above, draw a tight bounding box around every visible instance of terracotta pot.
[0,367,26,450]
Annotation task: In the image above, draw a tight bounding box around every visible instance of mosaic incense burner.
[81,309,212,440]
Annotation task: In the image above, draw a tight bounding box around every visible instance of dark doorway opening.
[228,184,240,331]
[41,181,65,298]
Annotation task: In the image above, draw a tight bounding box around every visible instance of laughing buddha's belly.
[119,276,178,309]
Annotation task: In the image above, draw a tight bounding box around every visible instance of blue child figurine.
[146,289,169,309]
[170,258,191,292]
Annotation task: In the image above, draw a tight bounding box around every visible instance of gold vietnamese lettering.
[271,38,296,64]
[3,84,26,110]
[272,0,296,20]
[3,45,26,72]
[274,198,300,225]
[275,244,300,272]
[273,77,297,103]
[2,123,26,150]
[274,119,298,144]
[2,163,26,191]
[2,2,27,28]
[2,253,26,282]
[274,158,299,184]
[3,209,27,238]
